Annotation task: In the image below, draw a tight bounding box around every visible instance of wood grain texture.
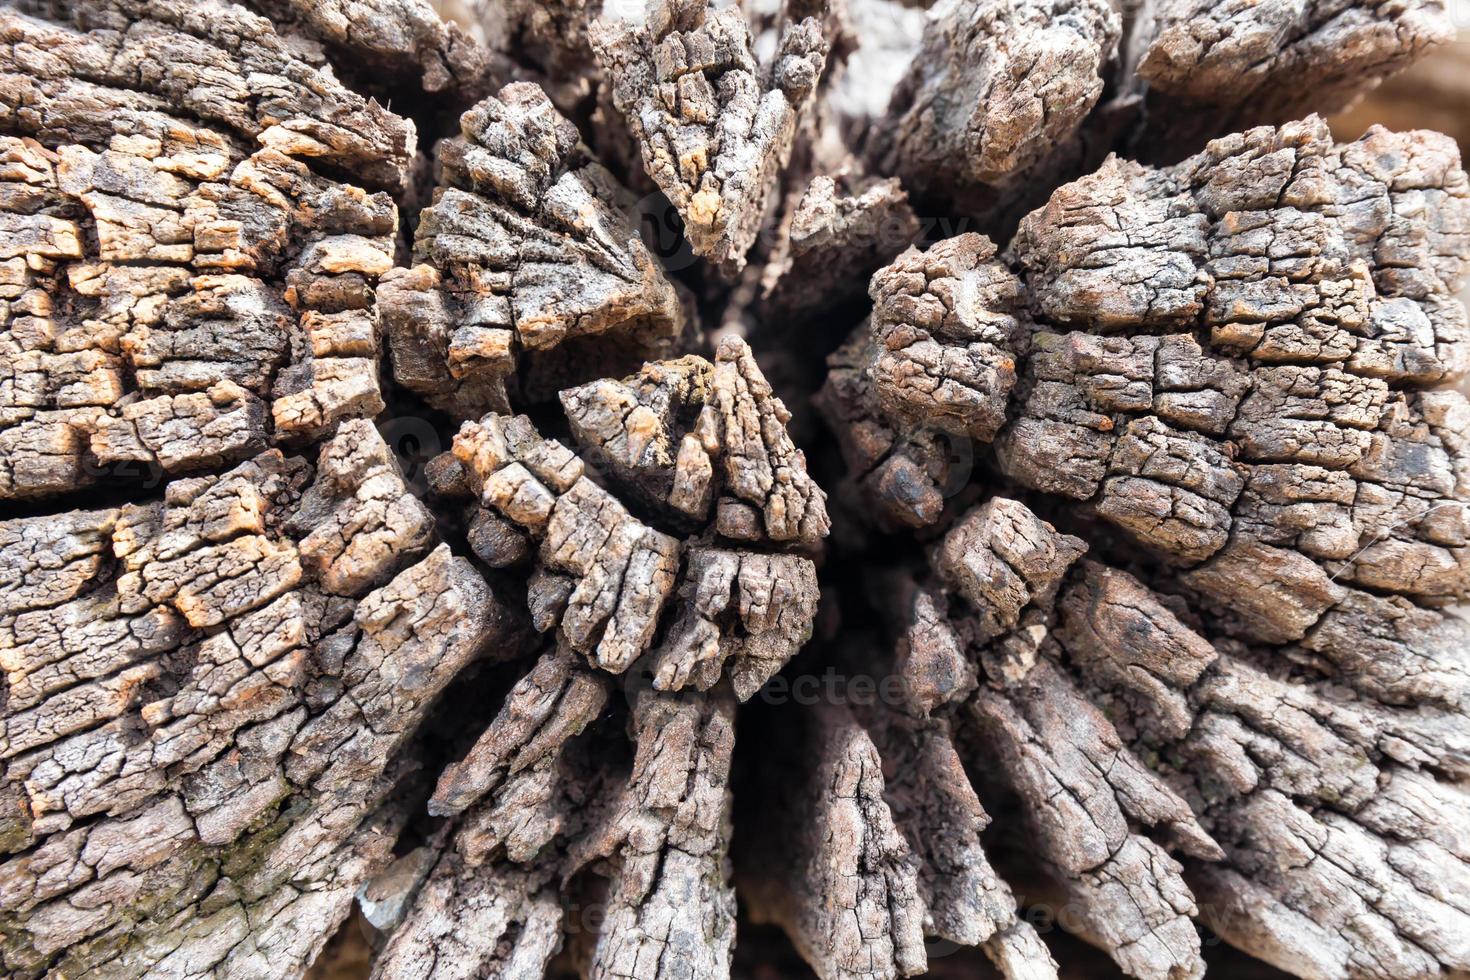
[1,1,1467,979]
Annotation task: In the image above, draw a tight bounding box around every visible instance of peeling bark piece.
[452,412,681,673]
[370,647,612,980]
[650,547,819,700]
[381,649,742,980]
[751,704,927,980]
[591,0,830,274]
[869,0,1120,222]
[1135,0,1455,153]
[380,81,683,418]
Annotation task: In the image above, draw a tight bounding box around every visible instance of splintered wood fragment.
[931,515,1202,978]
[1132,0,1456,155]
[371,853,565,980]
[1053,560,1470,976]
[932,497,1085,661]
[710,336,832,544]
[577,690,738,980]
[754,174,921,328]
[863,701,1056,979]
[746,703,928,980]
[444,338,825,693]
[814,233,1029,529]
[451,412,683,672]
[917,497,1216,980]
[968,662,1213,980]
[427,643,609,822]
[380,81,685,417]
[382,681,740,980]
[288,418,437,595]
[591,0,831,274]
[868,0,1120,222]
[650,547,819,700]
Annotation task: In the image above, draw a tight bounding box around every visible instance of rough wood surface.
[591,0,830,275]
[866,0,1120,222]
[819,112,1470,979]
[2,0,1468,979]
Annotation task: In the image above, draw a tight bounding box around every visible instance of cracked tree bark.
[1,1,1468,979]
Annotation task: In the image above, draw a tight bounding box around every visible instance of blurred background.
[309,11,1469,980]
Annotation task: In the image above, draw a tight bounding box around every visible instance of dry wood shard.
[869,0,1120,220]
[446,336,825,689]
[592,0,831,275]
[381,81,685,417]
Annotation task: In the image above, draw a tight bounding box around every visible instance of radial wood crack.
[1,1,1467,979]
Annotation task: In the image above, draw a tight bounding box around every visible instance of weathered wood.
[2,0,1468,978]
[590,0,830,275]
[817,114,1470,978]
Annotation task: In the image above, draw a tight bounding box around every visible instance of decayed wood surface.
[1,1,1468,979]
